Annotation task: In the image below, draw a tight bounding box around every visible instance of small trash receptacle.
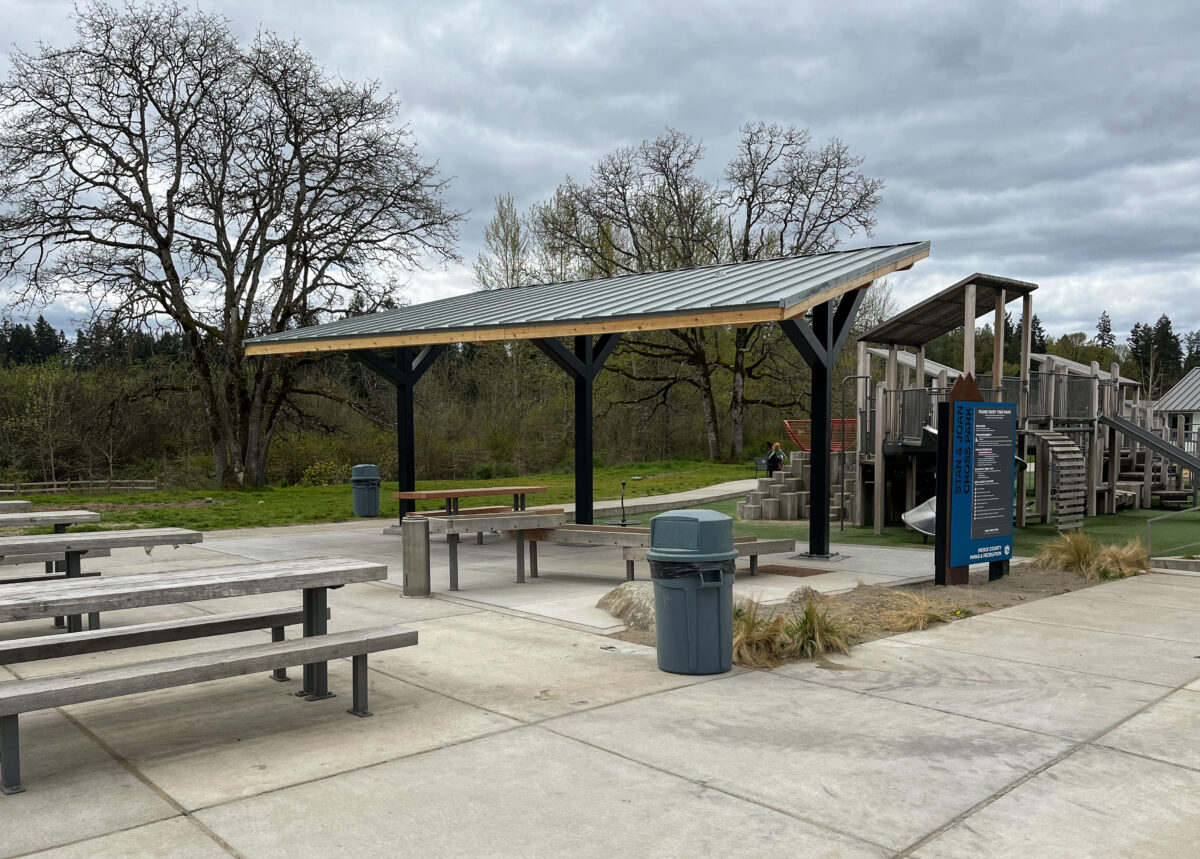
[350,464,382,517]
[647,509,737,675]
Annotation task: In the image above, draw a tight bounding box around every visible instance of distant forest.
[0,306,1195,488]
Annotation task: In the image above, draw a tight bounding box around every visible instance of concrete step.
[1151,557,1200,573]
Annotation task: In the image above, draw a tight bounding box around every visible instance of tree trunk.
[728,328,749,460]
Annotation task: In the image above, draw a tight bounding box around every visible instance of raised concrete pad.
[890,614,1200,687]
[545,670,1071,851]
[775,638,1166,741]
[1098,688,1200,770]
[61,658,516,809]
[196,727,887,858]
[915,745,1200,858]
[369,611,714,721]
[24,816,228,858]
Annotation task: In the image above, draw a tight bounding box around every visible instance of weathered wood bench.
[0,502,32,513]
[427,511,568,589]
[0,623,417,794]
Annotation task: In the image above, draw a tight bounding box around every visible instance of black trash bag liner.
[648,559,736,580]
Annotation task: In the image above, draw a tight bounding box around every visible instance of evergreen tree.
[1153,314,1183,389]
[1030,314,1048,353]
[1127,322,1155,390]
[1185,331,1200,374]
[1096,311,1115,348]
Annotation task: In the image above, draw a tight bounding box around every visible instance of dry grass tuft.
[1034,532,1150,580]
[732,598,787,669]
[781,596,854,660]
[1034,531,1098,575]
[876,589,949,632]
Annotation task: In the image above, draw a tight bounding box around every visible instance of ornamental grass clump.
[876,589,948,632]
[1090,539,1150,580]
[781,596,853,660]
[732,598,787,669]
[1033,531,1099,576]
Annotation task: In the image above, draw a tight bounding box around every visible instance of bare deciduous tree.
[0,2,460,485]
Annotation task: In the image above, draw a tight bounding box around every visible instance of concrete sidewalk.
[1,524,1198,856]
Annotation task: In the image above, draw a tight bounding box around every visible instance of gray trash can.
[350,464,381,517]
[646,509,737,675]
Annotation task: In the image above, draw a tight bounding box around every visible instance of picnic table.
[0,527,203,632]
[0,502,33,513]
[393,485,548,516]
[0,556,411,794]
[0,508,106,579]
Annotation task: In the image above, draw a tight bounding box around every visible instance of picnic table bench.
[0,509,104,578]
[0,502,32,513]
[0,556,415,794]
[0,527,203,632]
[424,510,567,589]
[393,485,548,517]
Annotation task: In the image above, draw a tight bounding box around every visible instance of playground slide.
[900,457,1027,539]
[1098,414,1200,474]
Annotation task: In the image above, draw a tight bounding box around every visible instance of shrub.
[298,459,349,487]
[471,463,495,480]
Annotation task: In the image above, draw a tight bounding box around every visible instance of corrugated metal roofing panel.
[245,241,928,352]
[1156,368,1200,413]
[866,347,962,378]
[1030,354,1137,385]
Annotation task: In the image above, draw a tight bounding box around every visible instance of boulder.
[597,581,656,632]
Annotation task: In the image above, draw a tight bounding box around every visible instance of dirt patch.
[754,564,836,578]
[607,562,1106,649]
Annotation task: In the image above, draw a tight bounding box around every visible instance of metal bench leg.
[87,612,101,630]
[65,552,84,633]
[348,653,372,718]
[270,626,290,681]
[626,560,635,581]
[1,714,22,795]
[300,586,334,701]
[749,556,758,576]
[516,532,525,583]
[529,541,538,578]
[448,533,459,592]
[476,531,483,545]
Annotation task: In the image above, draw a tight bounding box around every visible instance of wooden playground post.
[963,282,976,377]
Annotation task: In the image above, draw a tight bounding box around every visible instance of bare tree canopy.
[0,1,461,485]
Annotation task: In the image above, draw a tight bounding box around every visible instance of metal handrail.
[1146,505,1200,558]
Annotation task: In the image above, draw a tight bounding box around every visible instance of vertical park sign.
[935,374,1017,586]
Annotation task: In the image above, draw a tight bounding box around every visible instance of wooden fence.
[0,479,159,495]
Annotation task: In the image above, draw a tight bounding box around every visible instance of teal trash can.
[350,464,381,517]
[647,510,737,675]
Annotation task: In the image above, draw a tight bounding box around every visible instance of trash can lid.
[645,509,738,563]
[351,464,381,480]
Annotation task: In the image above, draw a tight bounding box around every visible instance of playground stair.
[1027,429,1087,530]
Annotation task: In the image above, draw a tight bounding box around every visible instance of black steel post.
[299,586,333,700]
[395,346,416,516]
[348,654,372,717]
[270,626,289,682]
[0,715,22,795]
[810,303,833,557]
[575,335,595,524]
[65,552,83,633]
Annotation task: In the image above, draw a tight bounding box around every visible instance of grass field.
[8,459,749,533]
[690,498,1200,559]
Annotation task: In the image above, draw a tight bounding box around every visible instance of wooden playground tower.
[849,274,1199,535]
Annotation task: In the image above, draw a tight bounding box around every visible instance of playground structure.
[843,273,1200,535]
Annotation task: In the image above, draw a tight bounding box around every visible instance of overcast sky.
[2,0,1197,341]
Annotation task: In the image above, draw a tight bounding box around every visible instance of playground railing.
[1146,505,1200,558]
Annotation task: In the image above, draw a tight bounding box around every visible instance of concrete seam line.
[894,676,1191,856]
[7,815,242,859]
[535,724,896,854]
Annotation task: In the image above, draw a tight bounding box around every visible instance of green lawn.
[689,498,1200,559]
[15,459,750,532]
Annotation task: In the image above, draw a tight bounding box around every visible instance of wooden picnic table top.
[0,510,102,529]
[0,501,33,513]
[0,556,385,623]
[393,485,549,500]
[0,527,202,560]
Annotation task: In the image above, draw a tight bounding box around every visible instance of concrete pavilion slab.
[1051,575,1200,611]
[21,817,230,859]
[886,613,1200,687]
[773,637,1166,742]
[367,610,717,722]
[544,670,1073,852]
[980,591,1200,645]
[194,727,888,858]
[56,656,517,810]
[914,745,1200,858]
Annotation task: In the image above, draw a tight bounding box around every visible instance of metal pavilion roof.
[244,241,929,356]
[1156,368,1200,413]
[857,273,1037,348]
[866,347,962,379]
[1030,353,1137,385]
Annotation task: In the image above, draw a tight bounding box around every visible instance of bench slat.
[0,527,201,558]
[0,557,387,623]
[0,548,112,567]
[0,605,315,664]
[0,511,102,529]
[0,624,417,714]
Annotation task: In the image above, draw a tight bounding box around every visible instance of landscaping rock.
[597,581,656,632]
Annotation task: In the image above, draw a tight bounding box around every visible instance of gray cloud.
[2,0,1197,341]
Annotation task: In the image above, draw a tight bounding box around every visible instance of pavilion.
[245,241,930,557]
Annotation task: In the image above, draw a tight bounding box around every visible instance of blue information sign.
[950,402,1017,567]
